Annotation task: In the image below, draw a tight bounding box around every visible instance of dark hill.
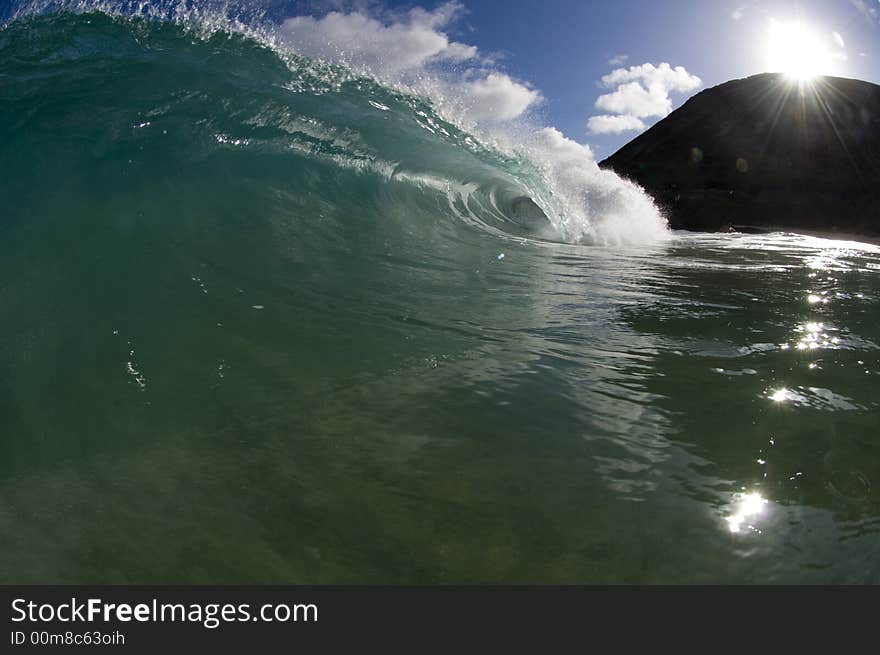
[599,73,880,235]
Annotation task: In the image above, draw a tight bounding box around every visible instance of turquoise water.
[1,11,879,583]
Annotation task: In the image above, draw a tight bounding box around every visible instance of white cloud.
[732,7,744,21]
[595,81,674,118]
[465,73,541,120]
[587,114,647,134]
[597,63,701,119]
[533,126,595,161]
[600,62,702,97]
[586,62,700,135]
[280,2,477,75]
[607,54,628,66]
[833,31,846,48]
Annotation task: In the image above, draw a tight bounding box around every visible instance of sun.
[765,20,834,81]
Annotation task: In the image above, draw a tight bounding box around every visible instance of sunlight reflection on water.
[726,492,769,534]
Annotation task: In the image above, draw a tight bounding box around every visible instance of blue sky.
[266,0,880,158]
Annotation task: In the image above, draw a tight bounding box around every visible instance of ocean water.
[1,10,879,584]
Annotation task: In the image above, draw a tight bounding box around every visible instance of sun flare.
[765,20,834,81]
